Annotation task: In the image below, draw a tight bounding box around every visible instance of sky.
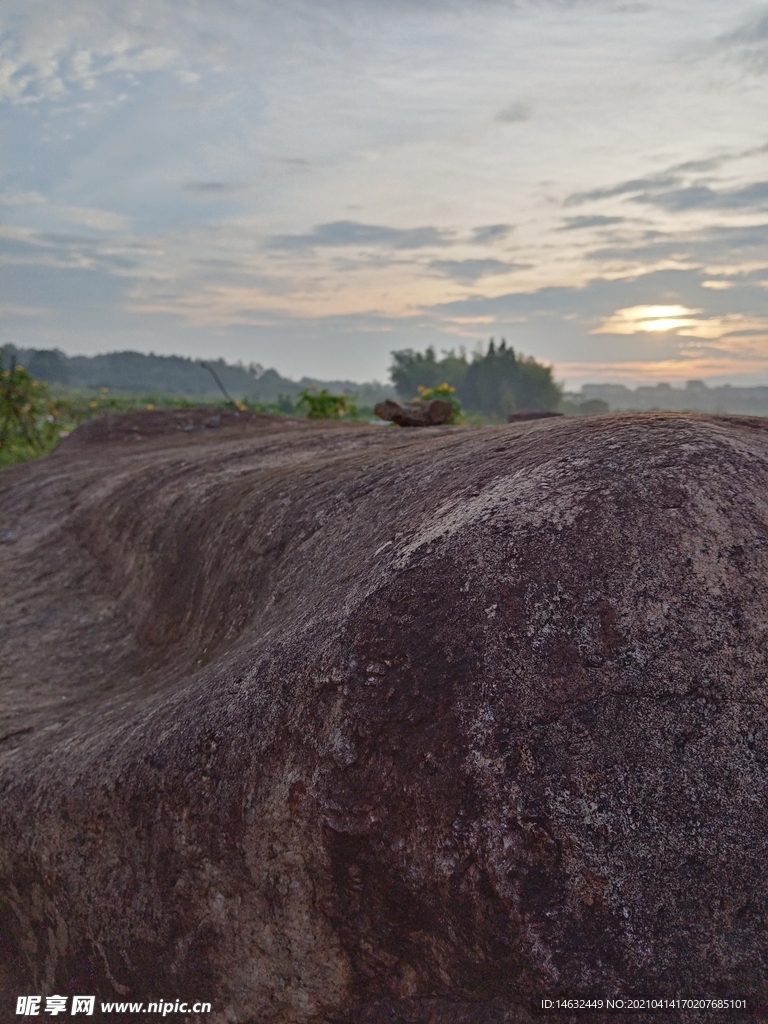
[1,0,768,388]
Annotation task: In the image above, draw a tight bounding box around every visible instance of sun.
[593,305,701,335]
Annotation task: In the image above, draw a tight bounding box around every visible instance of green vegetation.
[0,337,606,470]
[391,339,561,419]
[0,357,228,468]
[415,382,463,424]
[297,388,357,420]
[0,358,366,469]
[0,357,64,466]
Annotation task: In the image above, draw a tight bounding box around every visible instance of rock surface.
[1,411,767,1024]
[374,398,454,426]
[507,411,563,422]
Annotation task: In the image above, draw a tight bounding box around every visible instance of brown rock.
[374,399,454,426]
[1,411,767,1023]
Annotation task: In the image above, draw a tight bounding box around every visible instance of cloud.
[58,206,131,231]
[565,173,680,206]
[267,220,451,250]
[429,258,523,281]
[559,215,625,231]
[631,181,768,212]
[0,191,47,206]
[0,20,179,105]
[593,304,768,342]
[0,302,45,317]
[586,222,768,268]
[495,101,532,124]
[593,305,702,335]
[716,9,768,74]
[472,224,513,243]
[0,226,138,272]
[565,151,768,216]
[183,181,250,196]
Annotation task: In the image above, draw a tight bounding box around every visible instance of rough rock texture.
[374,399,454,426]
[507,412,563,423]
[1,411,767,1024]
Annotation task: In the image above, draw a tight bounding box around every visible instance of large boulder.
[1,412,767,1023]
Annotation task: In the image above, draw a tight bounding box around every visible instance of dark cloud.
[472,223,513,243]
[495,101,531,124]
[0,231,139,271]
[565,174,680,206]
[559,215,625,231]
[566,167,768,215]
[267,220,451,250]
[586,221,768,265]
[632,181,768,212]
[429,258,524,281]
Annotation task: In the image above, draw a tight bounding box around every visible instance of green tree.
[458,340,560,417]
[390,347,442,398]
[389,340,560,417]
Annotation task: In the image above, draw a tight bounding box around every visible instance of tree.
[458,340,560,417]
[390,348,442,398]
[390,346,469,400]
[389,340,560,417]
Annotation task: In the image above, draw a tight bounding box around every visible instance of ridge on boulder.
[1,411,767,1024]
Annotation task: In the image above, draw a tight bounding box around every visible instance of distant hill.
[0,346,395,406]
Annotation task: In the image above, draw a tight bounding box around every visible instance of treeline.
[581,382,768,416]
[390,340,561,417]
[0,346,394,407]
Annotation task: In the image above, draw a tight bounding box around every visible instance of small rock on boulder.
[375,398,454,427]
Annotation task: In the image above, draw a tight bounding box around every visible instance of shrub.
[0,356,68,465]
[297,388,356,420]
[415,382,462,424]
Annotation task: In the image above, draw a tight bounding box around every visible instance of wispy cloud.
[429,258,525,281]
[495,101,531,123]
[472,224,513,243]
[559,215,625,231]
[633,181,768,212]
[183,181,251,197]
[0,191,47,206]
[267,221,452,251]
[565,174,680,206]
[715,8,768,74]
